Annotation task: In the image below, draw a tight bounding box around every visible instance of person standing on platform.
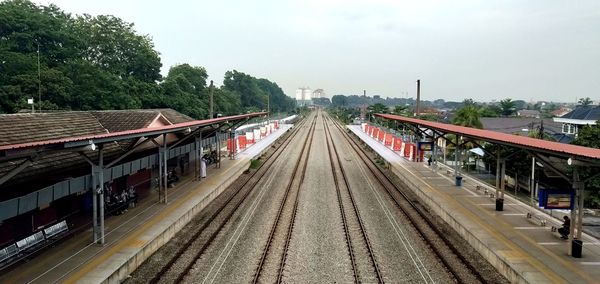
[200,157,207,178]
[559,216,570,239]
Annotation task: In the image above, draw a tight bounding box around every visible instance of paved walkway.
[0,124,290,284]
[349,124,600,284]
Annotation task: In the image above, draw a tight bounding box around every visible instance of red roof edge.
[0,112,267,152]
[375,113,600,160]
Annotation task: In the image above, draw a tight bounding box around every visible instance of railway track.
[322,112,383,283]
[145,115,310,283]
[325,114,486,283]
[252,114,318,283]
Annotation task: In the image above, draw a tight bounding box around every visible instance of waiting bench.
[526,212,547,226]
[43,220,68,239]
[16,231,45,252]
[0,244,18,264]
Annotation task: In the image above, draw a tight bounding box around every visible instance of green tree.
[312,97,331,106]
[0,0,79,112]
[159,64,208,118]
[578,97,593,106]
[453,105,483,128]
[462,98,476,106]
[479,105,501,117]
[500,98,516,117]
[367,103,388,114]
[572,120,600,207]
[73,14,161,83]
[331,95,348,107]
[392,105,409,116]
[166,64,207,96]
[572,120,600,148]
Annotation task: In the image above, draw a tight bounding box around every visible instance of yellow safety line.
[393,161,573,283]
[63,160,245,283]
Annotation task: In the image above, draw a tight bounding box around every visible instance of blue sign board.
[538,188,574,210]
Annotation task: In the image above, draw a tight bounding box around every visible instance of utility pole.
[37,42,41,112]
[209,80,214,119]
[416,79,421,117]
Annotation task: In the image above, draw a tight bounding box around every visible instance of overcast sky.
[36,0,600,103]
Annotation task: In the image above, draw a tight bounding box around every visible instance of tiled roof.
[156,108,194,124]
[0,109,196,147]
[0,112,108,146]
[561,106,600,120]
[91,110,160,133]
[0,112,266,152]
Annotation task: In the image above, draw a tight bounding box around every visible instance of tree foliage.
[499,98,516,117]
[452,105,483,129]
[331,95,348,107]
[0,0,294,118]
[572,120,600,207]
[578,97,593,106]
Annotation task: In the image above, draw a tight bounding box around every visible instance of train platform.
[348,124,600,283]
[1,124,292,284]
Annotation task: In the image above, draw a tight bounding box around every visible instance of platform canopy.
[0,112,267,160]
[375,113,600,166]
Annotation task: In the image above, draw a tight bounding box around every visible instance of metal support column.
[577,178,585,240]
[91,165,98,243]
[216,130,221,169]
[199,132,204,178]
[229,131,236,160]
[569,168,578,255]
[162,134,168,203]
[194,136,200,180]
[530,157,536,205]
[454,135,460,177]
[500,160,506,199]
[158,147,163,202]
[98,148,105,245]
[496,152,501,192]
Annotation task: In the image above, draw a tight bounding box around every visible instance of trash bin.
[455,176,463,186]
[572,239,583,258]
[495,198,504,211]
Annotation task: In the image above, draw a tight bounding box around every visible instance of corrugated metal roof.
[0,112,266,152]
[561,106,600,120]
[375,113,600,160]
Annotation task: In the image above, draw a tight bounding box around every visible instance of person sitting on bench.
[558,216,570,239]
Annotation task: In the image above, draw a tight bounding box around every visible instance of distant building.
[517,110,540,118]
[551,107,571,118]
[295,87,313,107]
[553,106,600,137]
[312,89,325,99]
[480,117,569,143]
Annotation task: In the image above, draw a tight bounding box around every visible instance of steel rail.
[328,115,486,283]
[252,114,317,283]
[148,116,308,284]
[323,114,384,283]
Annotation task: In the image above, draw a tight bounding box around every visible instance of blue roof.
[561,106,600,120]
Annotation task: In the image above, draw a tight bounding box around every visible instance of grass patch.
[249,159,262,169]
